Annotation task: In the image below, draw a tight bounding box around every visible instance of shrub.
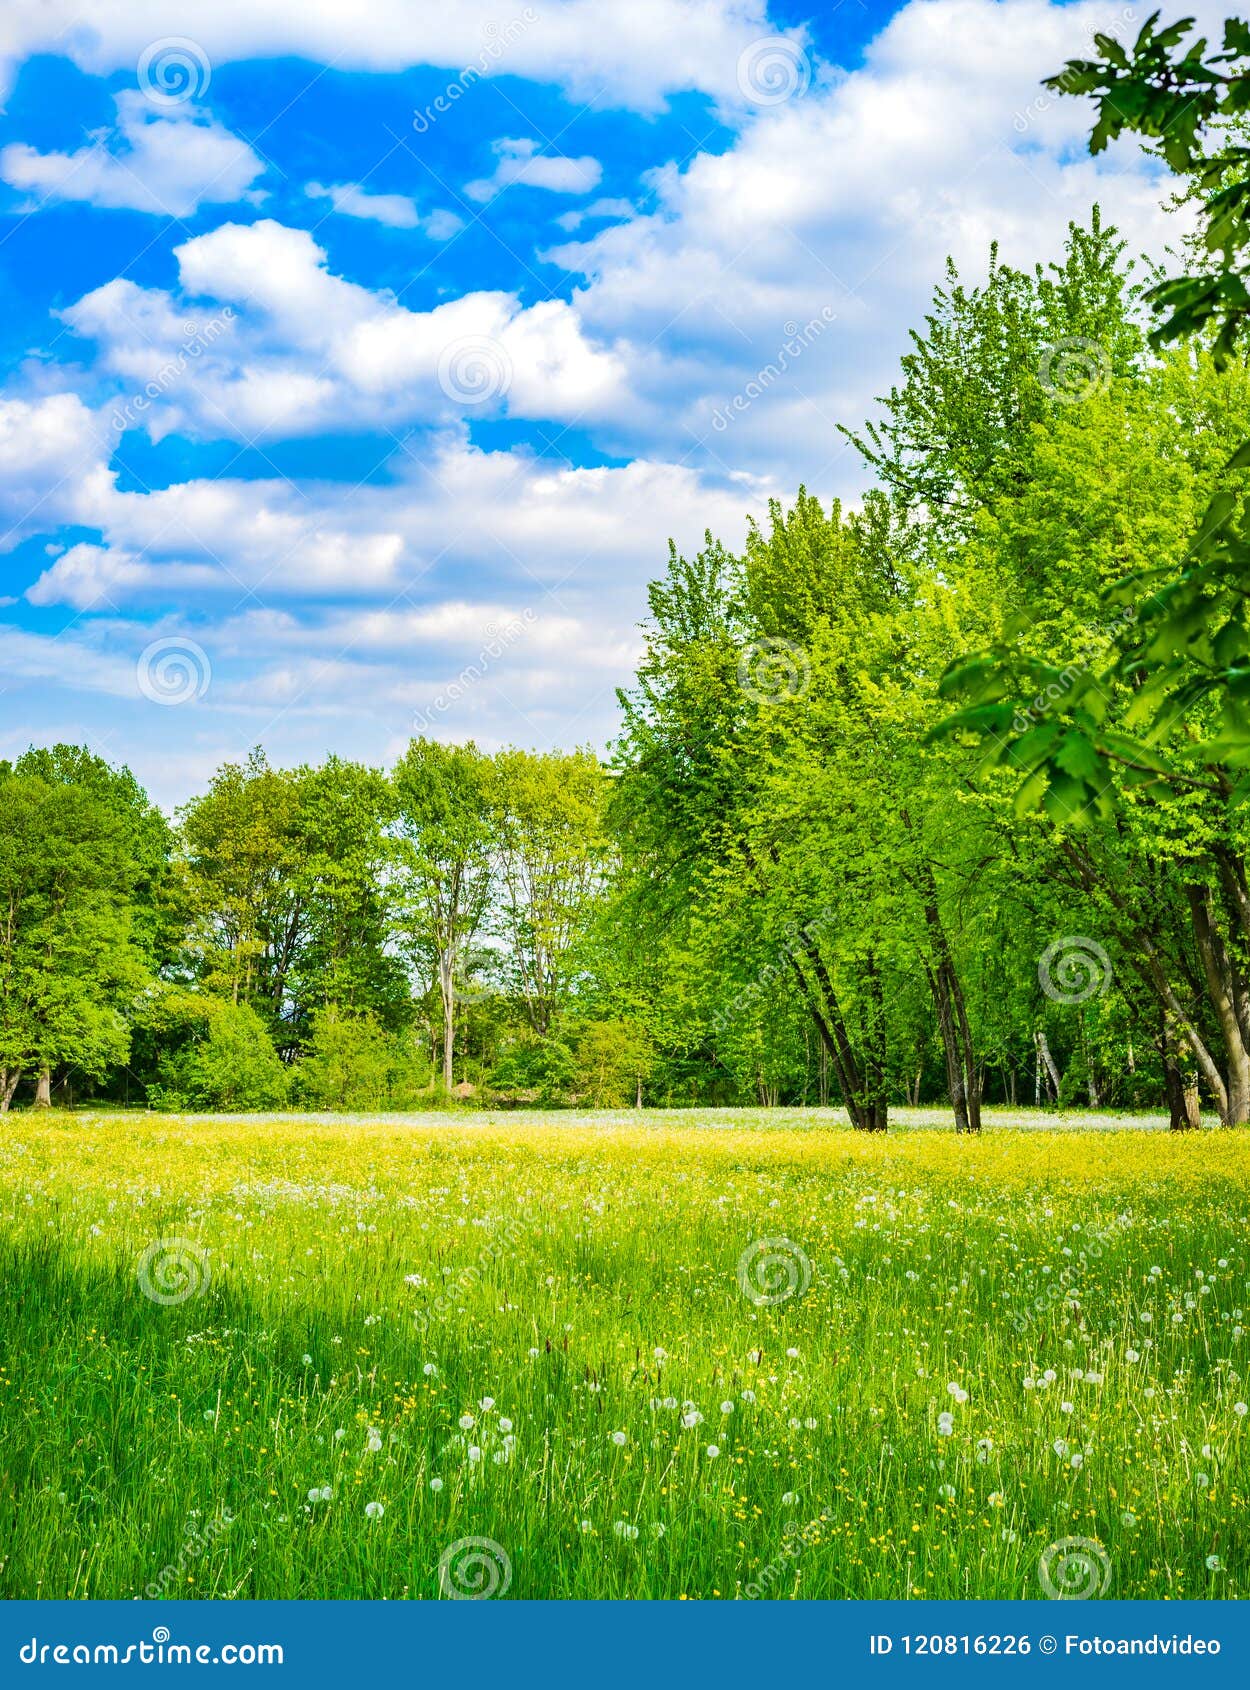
[153,997,289,1111]
[295,1008,430,1111]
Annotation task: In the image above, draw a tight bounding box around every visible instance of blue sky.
[0,0,1200,806]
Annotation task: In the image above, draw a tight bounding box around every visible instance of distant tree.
[488,747,607,1032]
[391,740,495,1090]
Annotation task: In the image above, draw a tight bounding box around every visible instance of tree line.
[8,166,1250,1125]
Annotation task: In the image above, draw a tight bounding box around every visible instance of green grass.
[0,1109,1246,1600]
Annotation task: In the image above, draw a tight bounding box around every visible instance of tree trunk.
[1160,1015,1201,1131]
[787,941,888,1130]
[920,880,980,1132]
[0,1068,20,1113]
[1186,881,1250,1125]
[439,948,455,1090]
[34,1068,51,1109]
[1035,1030,1061,1102]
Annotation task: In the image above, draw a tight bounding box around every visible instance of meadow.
[0,1107,1246,1601]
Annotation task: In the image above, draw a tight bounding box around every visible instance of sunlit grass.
[0,1110,1245,1599]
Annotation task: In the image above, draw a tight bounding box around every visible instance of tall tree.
[0,746,166,1111]
[391,739,495,1090]
[488,748,607,1033]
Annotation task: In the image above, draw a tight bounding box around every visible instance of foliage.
[294,1007,432,1112]
[150,993,289,1112]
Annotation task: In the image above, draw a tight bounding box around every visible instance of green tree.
[488,747,607,1033]
[0,747,166,1111]
[391,739,495,1090]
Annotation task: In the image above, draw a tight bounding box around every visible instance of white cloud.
[19,428,762,610]
[304,180,466,237]
[465,137,602,202]
[540,0,1203,489]
[0,392,108,546]
[25,543,226,610]
[62,218,631,439]
[0,0,786,114]
[0,92,265,216]
[305,180,420,228]
[554,197,635,232]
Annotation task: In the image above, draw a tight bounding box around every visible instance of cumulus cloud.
[537,0,1197,492]
[0,93,265,216]
[465,137,602,202]
[25,543,222,610]
[304,181,466,237]
[61,218,630,440]
[0,0,785,114]
[305,180,421,228]
[19,426,762,610]
[554,197,635,232]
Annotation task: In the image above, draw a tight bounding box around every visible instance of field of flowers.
[0,1107,1246,1601]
